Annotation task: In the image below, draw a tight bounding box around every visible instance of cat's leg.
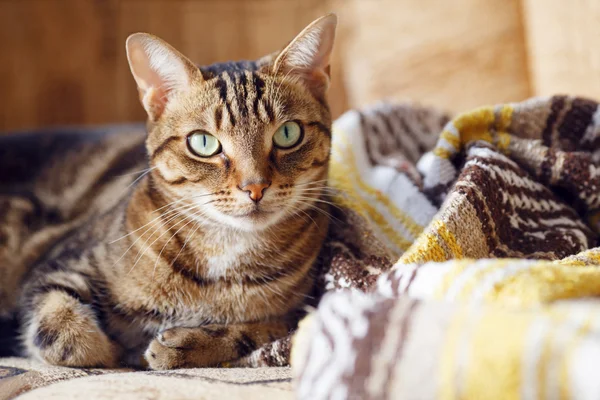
[145,320,290,369]
[22,271,120,367]
[0,195,82,316]
[0,196,36,316]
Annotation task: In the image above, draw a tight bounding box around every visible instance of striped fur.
[1,14,337,368]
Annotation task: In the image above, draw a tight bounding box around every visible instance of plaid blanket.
[292,96,600,399]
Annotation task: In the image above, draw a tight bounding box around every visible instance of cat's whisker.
[281,207,310,227]
[152,208,208,280]
[293,184,335,189]
[294,196,344,211]
[293,179,330,187]
[110,203,192,245]
[293,183,340,190]
[125,210,189,274]
[109,193,215,244]
[128,201,213,275]
[120,201,206,270]
[293,184,346,194]
[172,217,205,267]
[110,201,205,267]
[118,166,156,197]
[294,187,346,196]
[284,204,317,228]
[114,166,157,178]
[294,199,343,226]
[111,202,206,268]
[293,187,337,193]
[151,192,217,215]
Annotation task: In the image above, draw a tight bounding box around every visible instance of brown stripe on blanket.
[558,97,597,150]
[541,95,567,147]
[457,148,592,258]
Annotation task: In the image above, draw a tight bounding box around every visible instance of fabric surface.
[5,96,600,399]
[0,358,292,399]
[292,96,600,399]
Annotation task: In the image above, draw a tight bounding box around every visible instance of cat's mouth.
[210,203,285,231]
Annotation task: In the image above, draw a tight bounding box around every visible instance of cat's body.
[0,14,337,368]
[0,127,147,318]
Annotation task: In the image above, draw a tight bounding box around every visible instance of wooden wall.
[340,0,531,114]
[522,0,600,99]
[0,0,346,131]
[1,0,599,131]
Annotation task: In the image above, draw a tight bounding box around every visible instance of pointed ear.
[126,33,201,121]
[272,13,337,96]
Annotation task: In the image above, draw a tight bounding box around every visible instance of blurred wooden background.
[1,0,599,131]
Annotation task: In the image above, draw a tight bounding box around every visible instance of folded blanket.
[291,96,600,399]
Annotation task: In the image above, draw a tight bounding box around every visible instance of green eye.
[273,121,302,149]
[187,131,221,157]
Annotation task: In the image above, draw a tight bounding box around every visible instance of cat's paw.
[27,291,119,367]
[145,337,187,370]
[145,326,226,369]
[159,326,222,348]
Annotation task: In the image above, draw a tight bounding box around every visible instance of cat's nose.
[239,181,271,203]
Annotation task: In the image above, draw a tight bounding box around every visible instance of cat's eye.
[273,121,302,149]
[187,131,222,157]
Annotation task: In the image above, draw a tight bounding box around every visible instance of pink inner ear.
[142,86,169,122]
[272,16,336,97]
[127,36,190,121]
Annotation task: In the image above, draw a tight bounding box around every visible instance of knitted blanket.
[4,96,600,399]
[291,96,600,399]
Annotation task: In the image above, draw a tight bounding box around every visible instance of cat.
[0,13,337,369]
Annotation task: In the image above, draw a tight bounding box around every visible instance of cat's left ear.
[126,33,202,121]
[272,13,337,97]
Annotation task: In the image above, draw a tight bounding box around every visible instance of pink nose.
[240,181,270,203]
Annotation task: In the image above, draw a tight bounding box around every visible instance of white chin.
[210,209,284,231]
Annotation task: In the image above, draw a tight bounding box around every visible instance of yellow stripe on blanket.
[401,220,464,265]
[328,131,426,252]
[462,308,530,400]
[439,307,470,400]
[484,263,600,305]
[433,105,514,159]
[439,298,600,400]
[404,259,600,305]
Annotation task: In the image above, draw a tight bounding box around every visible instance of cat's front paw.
[145,326,228,370]
[27,292,119,367]
[145,336,186,370]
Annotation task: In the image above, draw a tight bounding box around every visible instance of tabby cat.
[0,14,336,368]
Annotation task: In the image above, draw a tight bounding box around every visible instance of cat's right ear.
[272,14,337,97]
[126,33,202,121]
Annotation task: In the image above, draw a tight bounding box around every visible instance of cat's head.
[126,14,337,231]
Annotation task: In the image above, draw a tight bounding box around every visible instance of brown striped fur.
[2,14,337,368]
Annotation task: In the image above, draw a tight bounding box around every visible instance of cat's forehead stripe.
[235,72,249,119]
[214,73,236,127]
[214,106,223,131]
[253,73,266,118]
[211,70,274,129]
[198,60,260,79]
